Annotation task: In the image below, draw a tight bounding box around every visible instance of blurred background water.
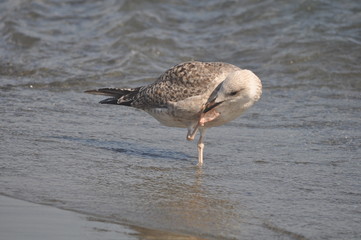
[0,0,360,239]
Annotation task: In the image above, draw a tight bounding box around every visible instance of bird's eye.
[229,91,239,96]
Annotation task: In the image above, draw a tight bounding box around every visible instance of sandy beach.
[0,195,138,240]
[0,195,205,240]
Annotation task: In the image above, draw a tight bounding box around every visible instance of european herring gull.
[85,61,262,166]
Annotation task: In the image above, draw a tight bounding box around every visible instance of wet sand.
[0,195,206,240]
[0,195,137,240]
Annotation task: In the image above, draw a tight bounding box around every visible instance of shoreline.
[0,194,205,240]
[0,194,137,240]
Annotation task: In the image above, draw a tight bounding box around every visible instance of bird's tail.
[84,87,141,106]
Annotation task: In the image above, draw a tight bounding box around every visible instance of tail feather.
[85,87,141,106]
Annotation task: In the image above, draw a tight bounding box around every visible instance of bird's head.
[203,70,262,113]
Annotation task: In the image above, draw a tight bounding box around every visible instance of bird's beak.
[202,82,224,113]
[203,94,223,113]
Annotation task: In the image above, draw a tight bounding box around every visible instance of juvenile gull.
[85,61,262,166]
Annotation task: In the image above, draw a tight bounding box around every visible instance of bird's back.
[131,61,240,109]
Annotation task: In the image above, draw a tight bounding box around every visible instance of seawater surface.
[1,0,360,239]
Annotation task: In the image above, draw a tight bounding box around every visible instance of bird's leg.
[187,104,207,141]
[187,122,201,141]
[197,128,206,166]
[187,108,220,141]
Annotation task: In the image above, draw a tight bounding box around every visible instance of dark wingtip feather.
[85,87,139,106]
[99,98,118,104]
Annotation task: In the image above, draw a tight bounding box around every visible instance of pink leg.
[187,122,201,141]
[197,128,206,166]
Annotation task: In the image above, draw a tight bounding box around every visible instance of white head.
[219,70,262,102]
[204,69,262,113]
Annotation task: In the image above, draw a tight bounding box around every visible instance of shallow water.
[1,0,360,239]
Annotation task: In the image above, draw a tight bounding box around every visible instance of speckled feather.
[130,61,239,109]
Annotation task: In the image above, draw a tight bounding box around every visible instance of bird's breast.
[144,107,196,128]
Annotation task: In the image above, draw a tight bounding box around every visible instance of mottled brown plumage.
[131,62,239,108]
